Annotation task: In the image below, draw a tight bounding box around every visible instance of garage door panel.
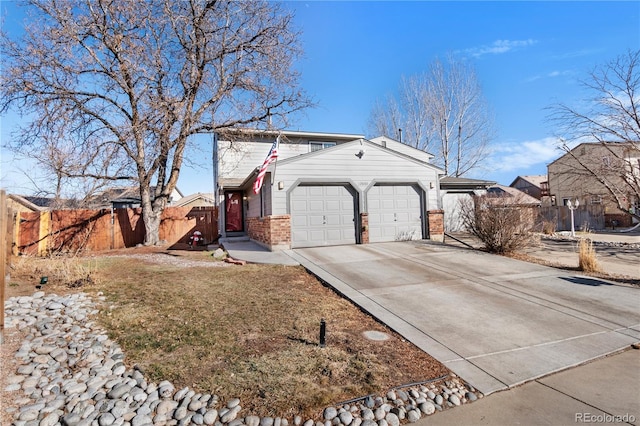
[307,187,323,196]
[291,185,356,248]
[325,200,341,211]
[368,185,423,243]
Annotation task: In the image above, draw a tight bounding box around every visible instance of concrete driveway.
[286,241,640,395]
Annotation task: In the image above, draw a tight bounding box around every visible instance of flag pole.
[270,133,281,187]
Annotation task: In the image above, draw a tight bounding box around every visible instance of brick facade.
[360,213,369,244]
[427,209,444,242]
[247,215,291,250]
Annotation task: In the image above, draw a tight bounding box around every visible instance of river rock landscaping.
[3,291,482,425]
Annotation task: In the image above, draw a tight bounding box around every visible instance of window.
[309,141,336,152]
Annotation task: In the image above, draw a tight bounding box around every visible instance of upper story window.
[309,141,336,152]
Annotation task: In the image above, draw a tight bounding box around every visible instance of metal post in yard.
[0,190,7,344]
[319,318,326,348]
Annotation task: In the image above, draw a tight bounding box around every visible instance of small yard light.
[319,318,326,348]
[36,276,48,289]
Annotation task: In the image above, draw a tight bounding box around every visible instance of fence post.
[38,210,51,256]
[1,190,7,343]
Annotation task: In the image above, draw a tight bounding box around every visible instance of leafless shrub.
[541,220,556,235]
[578,239,601,273]
[460,193,539,254]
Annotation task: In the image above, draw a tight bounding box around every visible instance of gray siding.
[369,136,433,163]
[246,173,273,218]
[218,135,362,181]
[272,143,440,215]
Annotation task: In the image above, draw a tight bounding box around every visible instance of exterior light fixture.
[567,198,580,236]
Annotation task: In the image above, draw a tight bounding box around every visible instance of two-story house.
[509,175,548,200]
[547,142,640,226]
[214,129,445,249]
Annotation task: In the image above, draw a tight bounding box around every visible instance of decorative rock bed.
[3,292,481,426]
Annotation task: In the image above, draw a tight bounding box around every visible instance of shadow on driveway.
[559,276,614,286]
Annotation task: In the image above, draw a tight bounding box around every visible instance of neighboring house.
[7,194,47,213]
[89,186,184,209]
[173,192,216,208]
[215,129,444,249]
[487,185,542,206]
[509,175,548,200]
[7,195,79,211]
[439,176,496,232]
[547,142,640,226]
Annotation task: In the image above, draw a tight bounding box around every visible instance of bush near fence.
[16,206,218,255]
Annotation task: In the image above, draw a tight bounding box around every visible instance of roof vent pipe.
[398,128,402,143]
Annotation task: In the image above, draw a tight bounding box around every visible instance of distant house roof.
[88,185,184,208]
[440,176,496,190]
[509,175,547,188]
[173,192,215,207]
[15,195,78,210]
[547,142,639,167]
[8,194,46,212]
[487,185,541,205]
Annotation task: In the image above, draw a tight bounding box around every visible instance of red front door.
[225,191,244,232]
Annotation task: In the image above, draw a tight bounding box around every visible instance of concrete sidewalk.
[420,348,639,426]
[219,237,299,265]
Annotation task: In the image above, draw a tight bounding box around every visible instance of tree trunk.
[140,186,164,245]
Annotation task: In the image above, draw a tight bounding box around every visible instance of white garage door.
[290,185,356,248]
[442,192,473,232]
[368,185,423,242]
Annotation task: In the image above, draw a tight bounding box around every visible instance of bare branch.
[368,54,494,176]
[1,0,311,244]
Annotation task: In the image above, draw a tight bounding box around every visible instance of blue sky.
[1,1,639,195]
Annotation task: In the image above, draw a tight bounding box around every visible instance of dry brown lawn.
[5,248,449,418]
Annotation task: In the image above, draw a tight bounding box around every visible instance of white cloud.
[487,137,562,172]
[464,39,538,58]
[525,69,573,82]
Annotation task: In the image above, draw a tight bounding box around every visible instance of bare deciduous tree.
[1,0,311,244]
[547,50,640,222]
[368,54,494,177]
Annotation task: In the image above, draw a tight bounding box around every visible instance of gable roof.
[547,142,639,167]
[219,128,365,142]
[173,192,215,207]
[88,185,184,207]
[8,194,46,212]
[277,138,444,172]
[440,176,496,190]
[487,185,541,205]
[509,175,547,188]
[369,136,436,160]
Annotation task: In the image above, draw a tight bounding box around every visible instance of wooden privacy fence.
[540,205,605,232]
[16,206,218,256]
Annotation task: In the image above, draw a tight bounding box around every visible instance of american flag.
[253,135,280,194]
